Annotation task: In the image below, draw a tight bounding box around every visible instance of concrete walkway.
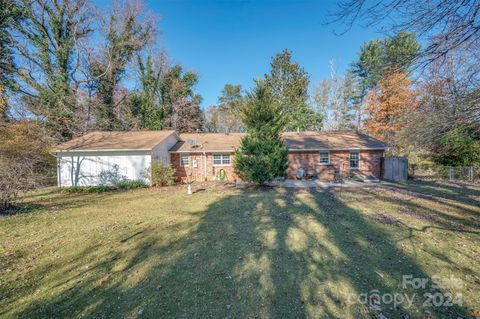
[268,179,390,188]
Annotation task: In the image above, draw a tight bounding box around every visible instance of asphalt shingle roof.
[282,131,387,150]
[55,130,176,152]
[170,131,387,152]
[55,130,387,153]
[170,133,245,152]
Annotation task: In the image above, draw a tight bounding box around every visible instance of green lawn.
[1,181,479,318]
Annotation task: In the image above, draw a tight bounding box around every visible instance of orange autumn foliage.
[364,72,417,141]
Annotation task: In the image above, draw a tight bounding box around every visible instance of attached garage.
[54,130,178,187]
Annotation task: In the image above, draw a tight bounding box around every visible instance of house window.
[180,154,190,167]
[213,154,231,166]
[350,151,360,169]
[319,152,330,164]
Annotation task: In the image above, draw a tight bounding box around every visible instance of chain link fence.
[410,165,479,182]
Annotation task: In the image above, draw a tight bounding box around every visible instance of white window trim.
[180,154,190,167]
[212,153,231,166]
[319,151,330,165]
[349,151,360,169]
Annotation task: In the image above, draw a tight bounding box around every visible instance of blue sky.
[143,0,382,107]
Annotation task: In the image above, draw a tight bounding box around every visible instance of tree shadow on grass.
[360,185,480,234]
[0,203,45,215]
[395,180,480,207]
[10,185,477,318]
[6,188,157,217]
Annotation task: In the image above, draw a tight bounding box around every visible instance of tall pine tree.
[216,83,244,132]
[234,85,288,184]
[263,49,320,131]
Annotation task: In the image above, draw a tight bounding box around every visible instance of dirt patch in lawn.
[370,213,402,226]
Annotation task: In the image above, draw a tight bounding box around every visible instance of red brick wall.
[360,150,383,178]
[287,150,384,181]
[171,150,383,182]
[170,152,239,182]
[286,152,336,181]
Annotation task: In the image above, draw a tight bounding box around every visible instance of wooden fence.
[382,157,408,181]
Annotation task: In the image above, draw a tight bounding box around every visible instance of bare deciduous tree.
[89,0,156,130]
[330,0,480,66]
[312,61,357,130]
[0,121,52,212]
[14,0,93,141]
[168,96,204,133]
[394,42,480,161]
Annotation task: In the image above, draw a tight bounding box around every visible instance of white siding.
[151,133,178,164]
[57,151,151,187]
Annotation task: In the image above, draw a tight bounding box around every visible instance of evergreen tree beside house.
[234,85,288,184]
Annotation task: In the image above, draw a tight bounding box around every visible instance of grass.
[0,181,479,318]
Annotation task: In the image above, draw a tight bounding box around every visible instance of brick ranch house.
[54,130,387,187]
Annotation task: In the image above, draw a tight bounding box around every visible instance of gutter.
[287,147,387,151]
[169,149,236,154]
[170,147,387,153]
[54,148,153,153]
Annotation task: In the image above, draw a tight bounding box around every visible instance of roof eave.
[287,147,387,151]
[54,148,153,153]
[169,149,236,153]
[170,147,387,153]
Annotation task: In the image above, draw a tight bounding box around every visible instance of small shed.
[54,131,179,187]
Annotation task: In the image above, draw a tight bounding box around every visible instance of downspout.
[149,151,153,186]
[57,155,61,188]
[203,151,207,181]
